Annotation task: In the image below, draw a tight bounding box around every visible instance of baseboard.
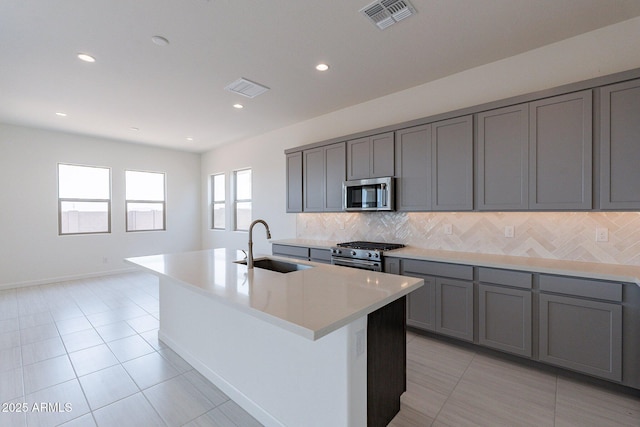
[158,330,283,427]
[0,267,139,290]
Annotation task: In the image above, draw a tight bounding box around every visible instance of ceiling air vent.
[360,0,416,30]
[224,78,270,98]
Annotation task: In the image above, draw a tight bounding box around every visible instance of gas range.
[330,241,405,272]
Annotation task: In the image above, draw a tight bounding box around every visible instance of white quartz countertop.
[125,248,423,340]
[271,239,640,285]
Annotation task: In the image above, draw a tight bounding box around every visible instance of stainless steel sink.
[235,258,313,273]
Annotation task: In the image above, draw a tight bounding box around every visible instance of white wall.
[201,138,295,256]
[0,124,201,288]
[201,17,640,255]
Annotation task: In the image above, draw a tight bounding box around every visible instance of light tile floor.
[0,272,262,427]
[391,331,640,427]
[1,272,638,426]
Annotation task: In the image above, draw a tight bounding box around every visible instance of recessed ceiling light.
[77,53,96,63]
[55,112,67,117]
[233,104,244,109]
[315,63,330,71]
[151,35,170,46]
[186,137,194,141]
[130,127,139,131]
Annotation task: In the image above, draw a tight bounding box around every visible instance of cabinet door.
[286,152,303,213]
[477,105,529,210]
[347,137,371,180]
[303,148,325,212]
[395,125,431,211]
[370,132,395,178]
[478,284,532,357]
[406,275,435,331]
[432,116,473,211]
[529,90,593,209]
[600,79,640,209]
[539,293,622,381]
[435,278,473,341]
[324,142,346,211]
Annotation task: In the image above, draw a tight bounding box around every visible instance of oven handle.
[331,257,381,270]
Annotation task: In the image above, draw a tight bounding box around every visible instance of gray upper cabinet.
[286,152,303,213]
[395,124,432,211]
[431,115,474,211]
[302,142,346,212]
[477,104,529,210]
[303,147,324,212]
[529,90,593,210]
[347,132,394,180]
[600,79,640,209]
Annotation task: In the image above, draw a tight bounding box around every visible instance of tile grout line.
[429,349,479,425]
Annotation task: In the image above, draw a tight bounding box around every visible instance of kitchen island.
[126,248,423,427]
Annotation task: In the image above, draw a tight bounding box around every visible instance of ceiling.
[2,1,640,153]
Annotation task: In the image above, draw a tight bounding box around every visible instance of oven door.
[331,257,382,272]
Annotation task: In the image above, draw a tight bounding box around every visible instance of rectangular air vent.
[360,0,416,30]
[225,78,270,98]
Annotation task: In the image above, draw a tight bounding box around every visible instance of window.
[125,170,166,232]
[234,169,252,231]
[211,173,226,230]
[58,164,111,235]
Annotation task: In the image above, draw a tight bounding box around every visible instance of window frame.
[57,163,112,236]
[210,173,226,230]
[233,168,252,232]
[125,169,167,233]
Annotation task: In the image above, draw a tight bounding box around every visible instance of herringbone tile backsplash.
[296,212,640,266]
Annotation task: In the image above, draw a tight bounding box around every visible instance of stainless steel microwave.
[343,177,394,211]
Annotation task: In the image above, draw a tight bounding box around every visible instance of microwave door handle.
[381,183,386,207]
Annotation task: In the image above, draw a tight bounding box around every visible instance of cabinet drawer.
[402,259,473,280]
[272,244,310,260]
[539,274,622,302]
[309,248,331,263]
[478,268,532,289]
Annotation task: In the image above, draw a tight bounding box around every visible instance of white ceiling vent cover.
[225,78,270,98]
[360,0,417,30]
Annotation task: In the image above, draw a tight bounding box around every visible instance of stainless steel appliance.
[330,241,405,271]
[343,177,394,211]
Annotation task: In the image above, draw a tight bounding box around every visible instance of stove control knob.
[367,252,372,258]
[333,249,341,255]
[374,253,379,258]
[351,250,357,256]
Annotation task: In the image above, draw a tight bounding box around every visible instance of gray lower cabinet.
[272,244,332,264]
[435,277,473,341]
[347,132,395,180]
[309,248,331,264]
[286,152,303,213]
[407,275,436,331]
[476,104,529,210]
[478,284,532,357]
[478,268,533,357]
[600,78,640,209]
[402,259,473,340]
[271,244,310,261]
[302,142,346,212]
[538,275,623,382]
[529,90,593,209]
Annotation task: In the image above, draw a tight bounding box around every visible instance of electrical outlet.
[355,329,365,357]
[504,225,515,238]
[443,224,453,235]
[596,228,609,242]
